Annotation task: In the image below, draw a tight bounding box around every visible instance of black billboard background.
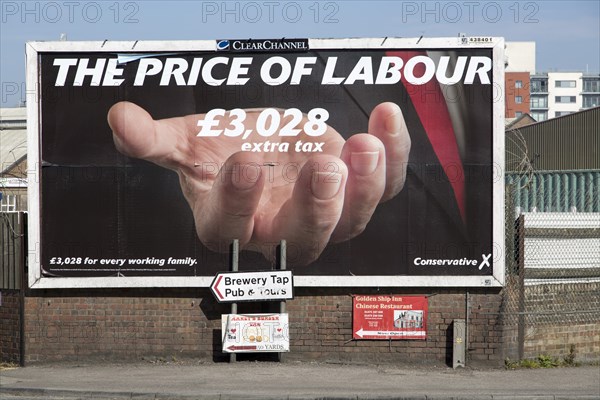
[39,49,494,278]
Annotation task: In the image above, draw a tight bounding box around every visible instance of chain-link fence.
[502,169,600,362]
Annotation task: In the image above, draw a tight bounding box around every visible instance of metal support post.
[278,240,286,363]
[230,239,239,363]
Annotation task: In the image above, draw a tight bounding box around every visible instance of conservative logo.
[216,38,309,53]
[413,254,492,270]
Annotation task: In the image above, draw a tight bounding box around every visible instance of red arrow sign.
[212,275,224,300]
[227,345,257,352]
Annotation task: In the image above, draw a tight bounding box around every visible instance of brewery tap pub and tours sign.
[210,271,294,302]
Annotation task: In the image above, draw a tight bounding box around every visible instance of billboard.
[26,38,505,288]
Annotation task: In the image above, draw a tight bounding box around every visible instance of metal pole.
[465,289,469,366]
[517,215,526,360]
[278,240,286,363]
[230,239,239,363]
[19,212,26,366]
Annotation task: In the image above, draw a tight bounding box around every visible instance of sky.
[1,0,599,106]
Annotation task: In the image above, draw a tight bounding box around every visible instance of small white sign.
[210,271,293,302]
[0,178,27,187]
[222,313,289,353]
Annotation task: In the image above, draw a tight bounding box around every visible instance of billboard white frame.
[26,37,505,289]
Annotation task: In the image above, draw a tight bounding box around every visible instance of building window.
[515,80,523,88]
[515,111,523,117]
[530,96,548,108]
[555,96,576,103]
[531,111,547,122]
[555,111,573,117]
[0,194,17,212]
[555,80,576,88]
[531,79,548,93]
[582,95,600,108]
[515,96,523,104]
[583,79,600,93]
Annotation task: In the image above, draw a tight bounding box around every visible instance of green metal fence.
[506,170,600,213]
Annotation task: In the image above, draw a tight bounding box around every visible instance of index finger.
[367,102,411,202]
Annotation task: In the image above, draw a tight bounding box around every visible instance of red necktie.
[387,51,466,224]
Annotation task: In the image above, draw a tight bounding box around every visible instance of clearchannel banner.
[215,38,309,52]
[28,38,504,288]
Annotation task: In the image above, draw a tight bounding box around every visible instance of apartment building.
[505,42,600,121]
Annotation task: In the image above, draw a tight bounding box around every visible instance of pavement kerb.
[2,388,600,400]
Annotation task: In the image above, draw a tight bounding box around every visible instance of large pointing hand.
[107,102,410,266]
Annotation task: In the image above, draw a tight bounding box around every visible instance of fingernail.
[231,163,262,190]
[384,104,402,135]
[350,152,379,176]
[311,171,342,200]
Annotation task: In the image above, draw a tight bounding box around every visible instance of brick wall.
[504,71,531,118]
[286,289,503,365]
[24,290,224,363]
[22,288,505,365]
[18,282,600,365]
[522,282,600,363]
[525,323,599,363]
[0,290,21,363]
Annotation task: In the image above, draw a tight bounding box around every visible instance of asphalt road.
[1,361,599,399]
